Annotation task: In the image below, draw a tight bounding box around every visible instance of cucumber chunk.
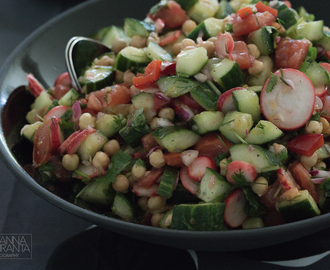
[80,181,115,206]
[293,20,324,42]
[111,193,134,221]
[219,111,253,144]
[302,61,330,88]
[187,17,225,41]
[215,0,234,19]
[124,18,154,37]
[171,202,227,231]
[211,58,246,91]
[21,121,43,142]
[192,111,224,135]
[77,131,108,161]
[131,92,154,110]
[229,144,280,173]
[277,190,321,223]
[176,47,208,77]
[157,76,200,98]
[152,126,201,153]
[95,114,126,138]
[245,120,283,145]
[314,31,330,52]
[157,166,180,198]
[272,1,299,30]
[99,26,130,47]
[58,89,80,106]
[232,89,260,123]
[190,82,221,111]
[247,26,278,55]
[114,46,150,72]
[146,41,173,61]
[187,0,219,23]
[81,66,114,93]
[197,167,231,203]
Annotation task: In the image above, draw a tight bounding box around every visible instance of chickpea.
[115,70,124,83]
[148,195,166,211]
[158,107,175,121]
[62,154,79,171]
[93,55,114,66]
[182,20,197,35]
[103,139,120,157]
[129,35,147,48]
[147,32,160,45]
[248,60,264,75]
[181,38,196,50]
[172,43,182,55]
[149,149,166,168]
[300,152,318,170]
[314,161,327,170]
[207,37,217,43]
[272,143,287,155]
[138,197,149,211]
[79,113,96,130]
[129,85,141,98]
[151,213,164,227]
[247,44,260,59]
[305,120,323,134]
[123,70,135,87]
[150,117,160,130]
[112,174,130,193]
[128,104,136,115]
[197,40,215,58]
[111,37,127,54]
[252,177,269,197]
[131,163,147,180]
[319,117,330,134]
[92,151,110,168]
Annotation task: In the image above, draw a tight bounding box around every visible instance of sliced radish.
[172,99,195,121]
[276,167,299,191]
[49,116,64,154]
[187,155,216,182]
[214,32,234,59]
[66,127,96,154]
[315,85,328,99]
[181,150,199,166]
[179,94,204,113]
[224,188,248,228]
[217,87,244,114]
[54,72,72,88]
[132,182,159,197]
[226,160,258,185]
[59,130,81,154]
[75,163,102,180]
[180,166,199,196]
[44,105,70,121]
[26,73,46,98]
[260,69,315,130]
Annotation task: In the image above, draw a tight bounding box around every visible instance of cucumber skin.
[278,190,321,223]
[111,193,134,221]
[190,82,220,111]
[171,202,227,231]
[157,76,200,98]
[157,166,179,198]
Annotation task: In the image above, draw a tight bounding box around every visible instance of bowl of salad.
[1,0,330,251]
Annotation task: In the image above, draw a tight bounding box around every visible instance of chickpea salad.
[20,0,330,230]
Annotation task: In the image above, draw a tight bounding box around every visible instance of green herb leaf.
[266,73,278,93]
[96,150,132,183]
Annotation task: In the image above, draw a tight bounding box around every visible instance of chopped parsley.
[265,73,278,93]
[96,150,132,184]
